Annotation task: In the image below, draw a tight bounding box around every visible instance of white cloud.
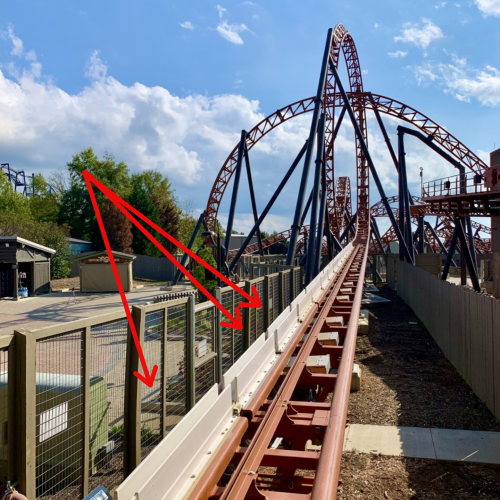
[0,46,271,191]
[241,1,256,5]
[388,50,408,58]
[216,5,227,18]
[85,50,107,81]
[1,25,41,80]
[414,54,500,106]
[434,1,447,7]
[216,21,249,44]
[180,21,195,30]
[362,69,369,75]
[394,19,444,49]
[374,23,380,29]
[474,0,500,16]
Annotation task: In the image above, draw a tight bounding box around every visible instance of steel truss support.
[286,29,333,265]
[224,130,246,254]
[229,141,308,272]
[397,129,414,263]
[441,218,480,291]
[306,113,327,284]
[172,211,207,285]
[329,58,413,262]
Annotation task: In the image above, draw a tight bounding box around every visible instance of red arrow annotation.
[84,176,157,387]
[82,170,262,386]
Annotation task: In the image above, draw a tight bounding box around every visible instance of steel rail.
[189,231,369,499]
[311,233,369,500]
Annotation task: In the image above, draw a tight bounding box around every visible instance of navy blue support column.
[465,217,478,272]
[425,221,456,266]
[417,217,425,254]
[286,29,334,265]
[339,212,357,243]
[172,211,207,285]
[442,221,459,281]
[398,129,414,262]
[300,190,314,227]
[455,218,481,292]
[314,142,328,276]
[229,141,308,272]
[243,144,264,257]
[306,113,326,284]
[370,217,385,254]
[224,130,247,254]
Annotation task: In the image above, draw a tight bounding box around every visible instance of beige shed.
[75,251,135,293]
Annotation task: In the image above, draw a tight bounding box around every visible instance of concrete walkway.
[0,286,165,335]
[344,424,500,465]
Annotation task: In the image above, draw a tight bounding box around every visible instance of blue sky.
[0,0,499,235]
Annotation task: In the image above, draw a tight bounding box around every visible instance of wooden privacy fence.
[3,267,301,499]
[394,260,500,421]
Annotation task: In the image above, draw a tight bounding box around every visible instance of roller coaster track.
[188,235,368,500]
[114,20,494,500]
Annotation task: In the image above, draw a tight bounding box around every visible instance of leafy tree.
[128,175,162,256]
[192,247,218,292]
[58,148,131,246]
[130,171,180,254]
[0,174,31,214]
[100,199,133,253]
[29,173,60,223]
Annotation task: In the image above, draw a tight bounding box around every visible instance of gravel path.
[348,285,499,431]
[338,284,500,499]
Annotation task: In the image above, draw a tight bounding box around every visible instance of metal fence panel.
[165,305,187,433]
[140,311,164,460]
[220,290,235,374]
[194,307,216,403]
[35,330,84,499]
[89,318,129,495]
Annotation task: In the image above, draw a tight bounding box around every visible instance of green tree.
[29,173,60,223]
[192,247,218,291]
[128,175,162,256]
[0,174,31,214]
[101,199,133,253]
[130,171,180,254]
[58,148,131,246]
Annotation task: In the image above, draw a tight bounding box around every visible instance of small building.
[74,251,135,293]
[66,237,93,254]
[0,236,55,300]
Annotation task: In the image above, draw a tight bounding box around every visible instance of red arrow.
[83,171,247,330]
[84,176,158,387]
[82,170,262,310]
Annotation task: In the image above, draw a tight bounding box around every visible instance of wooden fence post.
[13,329,36,499]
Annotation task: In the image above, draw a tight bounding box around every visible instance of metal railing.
[2,265,302,499]
[422,171,488,198]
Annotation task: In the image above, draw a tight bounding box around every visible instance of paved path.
[0,286,165,335]
[344,423,500,465]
